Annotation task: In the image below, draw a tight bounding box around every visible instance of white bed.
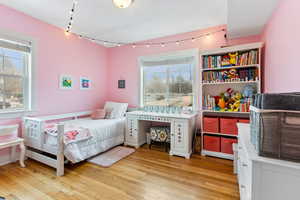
[23,101,129,176]
[45,117,126,163]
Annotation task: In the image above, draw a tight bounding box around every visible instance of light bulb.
[65,30,70,36]
[112,0,134,8]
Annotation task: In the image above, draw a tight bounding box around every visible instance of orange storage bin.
[221,137,238,154]
[203,117,219,133]
[239,119,250,123]
[220,118,238,135]
[203,135,221,152]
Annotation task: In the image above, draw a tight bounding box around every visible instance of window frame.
[138,48,199,111]
[0,31,36,119]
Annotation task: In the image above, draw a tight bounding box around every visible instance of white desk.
[125,111,197,159]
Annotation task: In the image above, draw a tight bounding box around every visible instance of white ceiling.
[0,0,279,47]
[227,0,280,38]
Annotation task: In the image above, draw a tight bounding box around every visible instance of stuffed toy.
[228,52,238,65]
[228,69,239,79]
[222,70,229,80]
[224,88,234,100]
[228,92,242,112]
[218,98,226,110]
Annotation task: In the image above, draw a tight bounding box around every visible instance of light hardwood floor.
[0,147,239,200]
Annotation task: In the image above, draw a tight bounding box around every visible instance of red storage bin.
[221,137,238,154]
[239,119,250,123]
[203,117,219,133]
[220,118,238,135]
[203,135,221,152]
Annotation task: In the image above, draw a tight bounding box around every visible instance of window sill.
[0,109,36,120]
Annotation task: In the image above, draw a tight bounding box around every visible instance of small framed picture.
[118,80,125,89]
[80,77,91,90]
[60,75,73,89]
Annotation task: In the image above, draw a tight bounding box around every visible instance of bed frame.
[23,111,92,176]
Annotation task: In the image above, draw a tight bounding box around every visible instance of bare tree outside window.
[143,64,193,108]
[0,47,26,110]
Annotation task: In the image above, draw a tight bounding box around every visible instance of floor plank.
[0,147,239,200]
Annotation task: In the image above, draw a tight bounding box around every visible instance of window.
[140,49,198,110]
[0,38,32,113]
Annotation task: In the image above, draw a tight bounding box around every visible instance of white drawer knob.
[241,185,246,189]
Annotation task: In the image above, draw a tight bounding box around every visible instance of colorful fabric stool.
[149,126,170,152]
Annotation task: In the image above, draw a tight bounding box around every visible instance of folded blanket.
[44,123,92,144]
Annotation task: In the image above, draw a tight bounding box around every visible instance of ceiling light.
[112,0,134,8]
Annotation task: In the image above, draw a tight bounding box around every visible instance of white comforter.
[45,118,126,163]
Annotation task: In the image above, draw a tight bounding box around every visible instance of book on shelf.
[202,68,258,82]
[203,49,259,69]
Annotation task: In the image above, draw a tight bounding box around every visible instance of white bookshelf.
[199,42,263,160]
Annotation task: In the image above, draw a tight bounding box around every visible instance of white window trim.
[0,29,36,119]
[138,48,200,111]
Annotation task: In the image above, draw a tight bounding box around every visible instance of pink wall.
[0,5,108,117]
[107,25,261,107]
[0,5,108,160]
[262,0,300,93]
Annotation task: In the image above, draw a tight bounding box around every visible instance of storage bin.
[203,135,220,152]
[239,119,250,123]
[251,105,300,162]
[220,118,238,135]
[253,93,300,111]
[203,117,219,133]
[221,137,237,154]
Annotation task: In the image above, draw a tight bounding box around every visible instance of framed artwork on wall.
[118,80,125,89]
[80,77,91,90]
[59,75,73,89]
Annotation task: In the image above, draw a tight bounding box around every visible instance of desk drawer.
[174,121,186,149]
[126,118,138,141]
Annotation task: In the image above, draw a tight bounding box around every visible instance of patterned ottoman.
[149,126,170,152]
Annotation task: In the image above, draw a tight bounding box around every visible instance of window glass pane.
[0,41,30,112]
[144,66,168,106]
[3,47,24,60]
[0,77,5,109]
[3,76,24,109]
[168,64,193,107]
[143,63,193,108]
[3,56,24,75]
[0,56,3,72]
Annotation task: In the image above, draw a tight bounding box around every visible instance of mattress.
[45,117,126,163]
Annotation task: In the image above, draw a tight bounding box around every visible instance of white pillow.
[104,101,128,119]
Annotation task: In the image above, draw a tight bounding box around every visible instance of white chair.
[0,124,25,167]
